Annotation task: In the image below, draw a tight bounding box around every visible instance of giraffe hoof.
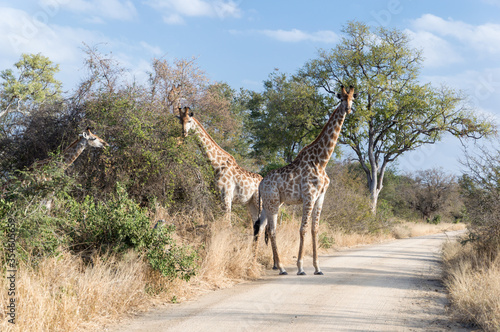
[279,271,288,275]
[297,271,306,276]
[314,271,324,275]
[272,266,279,270]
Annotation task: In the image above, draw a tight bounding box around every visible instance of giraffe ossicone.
[177,106,262,228]
[255,86,357,275]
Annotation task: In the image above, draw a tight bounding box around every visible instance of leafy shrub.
[321,162,373,233]
[319,232,335,249]
[0,169,198,281]
[460,147,500,259]
[426,215,441,225]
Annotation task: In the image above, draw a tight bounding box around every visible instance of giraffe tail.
[253,217,261,240]
[253,185,268,245]
[253,217,269,246]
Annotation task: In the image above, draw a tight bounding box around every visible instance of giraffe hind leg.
[311,193,326,275]
[267,211,286,275]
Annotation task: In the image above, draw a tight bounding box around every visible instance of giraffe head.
[336,85,357,114]
[81,127,109,148]
[177,106,195,137]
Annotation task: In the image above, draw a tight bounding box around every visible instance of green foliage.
[319,232,335,249]
[245,71,335,164]
[62,93,221,215]
[378,168,464,222]
[321,162,374,232]
[1,53,62,137]
[460,146,500,257]
[0,168,198,281]
[259,161,288,177]
[426,215,442,225]
[301,21,494,212]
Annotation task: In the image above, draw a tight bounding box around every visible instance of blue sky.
[1,0,499,174]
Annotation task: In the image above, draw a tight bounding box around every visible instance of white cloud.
[0,7,105,63]
[39,0,137,22]
[412,14,500,55]
[140,41,162,56]
[231,29,338,43]
[481,0,500,6]
[147,0,241,25]
[260,29,337,43]
[0,6,116,91]
[405,29,462,68]
[422,68,500,123]
[163,13,184,24]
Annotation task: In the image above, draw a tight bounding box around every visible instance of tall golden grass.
[442,239,500,332]
[0,252,150,332]
[0,213,465,331]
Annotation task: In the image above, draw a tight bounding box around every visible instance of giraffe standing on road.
[255,86,357,275]
[177,107,262,226]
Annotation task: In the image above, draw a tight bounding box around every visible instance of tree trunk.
[368,177,380,214]
[370,189,379,214]
[367,159,387,214]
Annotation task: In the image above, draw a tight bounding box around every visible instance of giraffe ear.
[190,111,194,117]
[353,93,358,99]
[336,93,341,99]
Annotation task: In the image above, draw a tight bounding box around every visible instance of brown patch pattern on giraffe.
[177,107,262,227]
[256,86,357,275]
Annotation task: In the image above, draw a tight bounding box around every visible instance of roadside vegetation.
[0,22,496,331]
[442,145,500,332]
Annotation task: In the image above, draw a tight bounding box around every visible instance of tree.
[405,168,459,221]
[246,71,334,165]
[0,53,62,137]
[301,21,493,212]
[460,145,500,255]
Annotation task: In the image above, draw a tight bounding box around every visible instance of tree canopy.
[0,53,62,137]
[301,21,494,211]
[245,71,334,165]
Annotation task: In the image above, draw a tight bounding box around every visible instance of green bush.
[426,215,441,225]
[319,232,335,249]
[1,170,198,281]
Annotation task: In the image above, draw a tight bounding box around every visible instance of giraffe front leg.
[219,184,233,224]
[311,192,326,275]
[297,199,314,275]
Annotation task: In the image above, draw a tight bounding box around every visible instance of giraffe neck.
[296,103,347,169]
[61,137,88,170]
[192,117,235,169]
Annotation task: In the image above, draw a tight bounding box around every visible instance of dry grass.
[0,252,151,332]
[195,218,262,288]
[0,211,465,332]
[391,221,465,239]
[442,240,500,331]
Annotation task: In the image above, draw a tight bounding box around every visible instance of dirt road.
[111,230,470,331]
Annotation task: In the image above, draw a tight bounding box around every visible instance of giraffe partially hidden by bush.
[31,127,109,177]
[255,86,357,275]
[177,107,262,227]
[1,128,108,206]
